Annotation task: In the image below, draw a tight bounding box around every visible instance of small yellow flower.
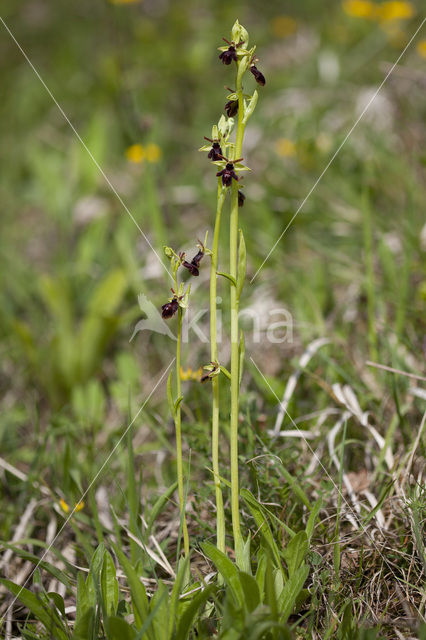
[416,40,426,58]
[376,1,414,21]
[126,144,145,163]
[59,498,85,514]
[275,138,297,158]
[59,498,69,513]
[271,16,298,38]
[342,0,377,19]
[180,367,203,381]
[144,143,162,164]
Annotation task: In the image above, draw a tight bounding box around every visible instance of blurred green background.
[0,0,425,502]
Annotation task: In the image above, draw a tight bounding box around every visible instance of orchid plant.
[161,20,265,567]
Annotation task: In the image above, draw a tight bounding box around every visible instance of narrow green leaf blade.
[278,564,309,624]
[201,541,245,609]
[283,531,308,576]
[101,550,119,616]
[217,271,237,287]
[0,579,68,640]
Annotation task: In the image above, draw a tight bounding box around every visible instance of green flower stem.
[175,305,189,556]
[229,63,246,566]
[210,180,226,553]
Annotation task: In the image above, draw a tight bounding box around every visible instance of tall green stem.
[175,306,189,556]
[210,180,226,553]
[230,64,246,566]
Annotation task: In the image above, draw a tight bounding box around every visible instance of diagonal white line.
[0,15,172,281]
[250,356,403,580]
[250,17,426,283]
[3,358,175,618]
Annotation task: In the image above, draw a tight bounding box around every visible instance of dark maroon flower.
[216,162,239,187]
[207,142,223,161]
[161,298,179,319]
[250,65,266,86]
[182,261,199,276]
[238,190,246,207]
[182,249,204,277]
[224,100,238,118]
[219,45,237,65]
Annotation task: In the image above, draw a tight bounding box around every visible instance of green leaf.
[306,498,322,541]
[0,543,72,589]
[150,580,169,640]
[219,365,231,380]
[107,616,137,640]
[75,570,93,626]
[39,275,73,330]
[175,584,216,640]
[236,229,246,301]
[240,489,284,574]
[90,543,105,580]
[146,482,178,538]
[101,550,119,616]
[283,531,308,577]
[174,396,184,412]
[201,542,245,609]
[0,579,69,640]
[73,608,96,639]
[255,549,268,598]
[47,592,66,618]
[264,555,278,622]
[278,564,309,624]
[238,571,260,613]
[168,556,190,638]
[243,90,258,124]
[88,269,127,316]
[274,568,284,601]
[112,544,152,638]
[240,534,252,575]
[217,271,237,287]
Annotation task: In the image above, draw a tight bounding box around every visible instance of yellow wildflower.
[416,40,426,58]
[342,0,377,19]
[59,498,69,513]
[180,367,203,381]
[126,143,161,164]
[276,138,297,158]
[271,16,298,38]
[126,144,145,163]
[59,499,85,514]
[376,1,414,21]
[144,143,162,163]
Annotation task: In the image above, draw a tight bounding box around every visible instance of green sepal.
[231,19,249,47]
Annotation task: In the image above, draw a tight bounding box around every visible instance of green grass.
[1,0,425,638]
